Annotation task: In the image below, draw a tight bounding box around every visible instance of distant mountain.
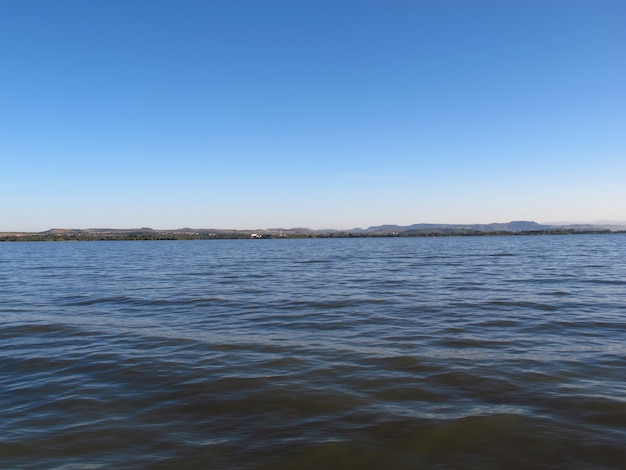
[554,223,626,231]
[360,221,555,234]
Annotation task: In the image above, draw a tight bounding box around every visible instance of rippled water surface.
[2,235,626,469]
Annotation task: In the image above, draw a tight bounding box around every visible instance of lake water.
[2,235,626,469]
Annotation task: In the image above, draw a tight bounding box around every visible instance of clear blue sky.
[1,0,624,231]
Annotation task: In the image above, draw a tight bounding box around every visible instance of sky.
[1,0,625,231]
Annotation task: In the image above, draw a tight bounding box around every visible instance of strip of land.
[1,221,624,241]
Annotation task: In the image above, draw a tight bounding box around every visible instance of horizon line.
[3,219,626,234]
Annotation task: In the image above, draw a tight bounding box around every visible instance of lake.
[2,235,625,469]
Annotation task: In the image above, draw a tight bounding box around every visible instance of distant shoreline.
[1,227,623,242]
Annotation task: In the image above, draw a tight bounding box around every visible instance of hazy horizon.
[2,1,625,232]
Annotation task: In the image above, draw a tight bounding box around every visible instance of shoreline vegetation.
[1,221,624,242]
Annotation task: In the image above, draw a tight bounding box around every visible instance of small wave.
[486,300,559,311]
[296,259,332,264]
[63,295,139,307]
[488,253,517,257]
[471,319,518,327]
[0,322,82,338]
[586,279,626,286]
[436,337,515,348]
[287,299,389,309]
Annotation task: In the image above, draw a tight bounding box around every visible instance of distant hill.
[361,221,555,234]
[553,223,626,231]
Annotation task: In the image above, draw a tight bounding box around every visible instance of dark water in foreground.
[2,235,626,469]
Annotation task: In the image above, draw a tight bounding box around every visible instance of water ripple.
[1,235,626,468]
